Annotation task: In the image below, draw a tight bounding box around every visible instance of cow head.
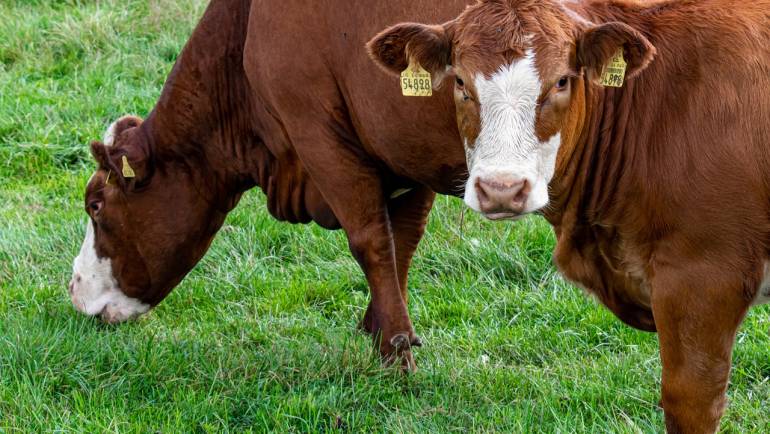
[69,116,227,323]
[369,0,654,219]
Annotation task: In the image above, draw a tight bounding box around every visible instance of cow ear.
[90,140,113,172]
[103,115,143,147]
[90,116,152,189]
[576,22,656,83]
[368,21,454,85]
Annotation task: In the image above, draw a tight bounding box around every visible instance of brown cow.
[370,0,770,432]
[67,0,473,371]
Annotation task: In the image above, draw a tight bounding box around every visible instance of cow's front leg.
[270,89,422,369]
[360,186,435,342]
[346,215,420,371]
[289,147,420,370]
[651,269,751,433]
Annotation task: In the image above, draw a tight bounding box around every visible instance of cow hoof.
[388,332,422,348]
[383,333,419,373]
[383,347,417,373]
[390,333,410,349]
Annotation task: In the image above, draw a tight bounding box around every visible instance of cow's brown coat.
[370,0,770,432]
[79,0,473,369]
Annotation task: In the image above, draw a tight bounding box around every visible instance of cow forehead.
[453,10,529,75]
[474,49,541,108]
[452,0,575,77]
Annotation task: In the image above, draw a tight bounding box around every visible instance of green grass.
[1,1,768,432]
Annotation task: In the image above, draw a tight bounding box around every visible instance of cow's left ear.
[104,115,143,147]
[367,21,455,86]
[576,22,656,83]
[90,116,153,189]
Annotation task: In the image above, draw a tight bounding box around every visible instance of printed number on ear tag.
[121,155,136,178]
[400,61,432,97]
[599,48,627,88]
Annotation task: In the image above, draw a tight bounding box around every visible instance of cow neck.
[544,71,647,232]
[142,0,255,213]
[544,7,655,232]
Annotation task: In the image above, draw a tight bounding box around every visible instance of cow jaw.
[462,50,559,219]
[69,220,150,323]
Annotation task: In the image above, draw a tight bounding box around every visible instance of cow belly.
[264,172,339,229]
[255,152,340,230]
[754,262,770,305]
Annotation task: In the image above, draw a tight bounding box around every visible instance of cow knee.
[346,224,392,268]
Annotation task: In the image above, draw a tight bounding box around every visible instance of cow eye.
[456,77,471,101]
[88,200,103,215]
[555,76,569,90]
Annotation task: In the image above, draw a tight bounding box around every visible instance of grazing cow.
[68,0,473,370]
[369,0,770,431]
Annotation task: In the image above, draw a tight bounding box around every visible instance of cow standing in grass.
[68,0,474,370]
[369,0,770,431]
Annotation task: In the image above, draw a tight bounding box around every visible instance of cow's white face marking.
[754,262,770,305]
[69,221,149,322]
[463,49,560,215]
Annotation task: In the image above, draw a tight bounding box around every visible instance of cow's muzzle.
[474,176,530,220]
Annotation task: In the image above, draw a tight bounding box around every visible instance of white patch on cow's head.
[103,120,119,147]
[463,49,560,217]
[69,221,150,322]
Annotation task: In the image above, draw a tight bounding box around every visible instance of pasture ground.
[1,1,768,432]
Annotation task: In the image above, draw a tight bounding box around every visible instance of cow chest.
[552,223,657,331]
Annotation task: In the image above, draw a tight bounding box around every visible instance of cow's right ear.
[367,21,454,85]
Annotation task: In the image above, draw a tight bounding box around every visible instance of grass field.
[1,0,769,432]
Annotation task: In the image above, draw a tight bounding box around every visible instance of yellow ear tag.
[599,48,627,88]
[121,155,136,178]
[400,60,432,97]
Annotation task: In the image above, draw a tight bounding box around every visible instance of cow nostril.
[512,180,530,207]
[68,281,75,295]
[474,178,490,204]
[475,177,528,215]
